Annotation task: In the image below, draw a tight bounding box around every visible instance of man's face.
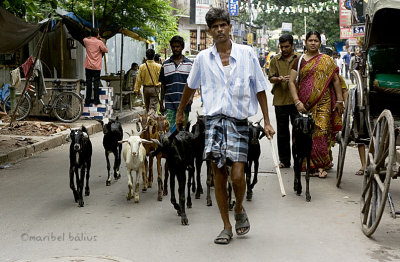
[133,65,138,71]
[171,42,183,57]
[279,41,294,57]
[208,19,232,43]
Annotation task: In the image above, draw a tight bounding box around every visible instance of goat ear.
[118,139,128,144]
[83,132,89,138]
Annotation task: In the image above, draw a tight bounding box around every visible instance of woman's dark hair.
[305,31,321,42]
[205,8,230,28]
[146,49,155,60]
[170,35,185,49]
[279,34,294,45]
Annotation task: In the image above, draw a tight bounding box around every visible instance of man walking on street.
[268,34,300,168]
[175,7,275,245]
[343,50,351,79]
[321,30,327,53]
[159,36,193,131]
[83,28,108,105]
[134,49,162,115]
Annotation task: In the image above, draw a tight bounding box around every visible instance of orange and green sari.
[298,54,342,171]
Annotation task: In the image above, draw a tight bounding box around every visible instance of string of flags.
[246,0,339,14]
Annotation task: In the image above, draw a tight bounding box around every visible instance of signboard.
[229,0,238,16]
[340,27,353,39]
[351,0,366,24]
[340,0,351,27]
[348,38,358,46]
[352,25,365,37]
[247,33,253,45]
[195,0,210,25]
[281,22,292,32]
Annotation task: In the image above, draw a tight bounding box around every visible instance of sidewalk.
[0,107,144,167]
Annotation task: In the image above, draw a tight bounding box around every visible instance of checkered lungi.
[204,115,249,168]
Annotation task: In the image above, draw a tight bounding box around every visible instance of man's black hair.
[131,62,138,68]
[154,54,161,62]
[279,34,294,45]
[170,35,185,49]
[205,8,230,28]
[90,28,99,37]
[146,49,155,60]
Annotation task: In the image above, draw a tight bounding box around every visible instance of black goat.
[100,117,123,186]
[245,120,265,201]
[152,128,195,225]
[69,126,92,207]
[190,113,206,199]
[293,113,314,202]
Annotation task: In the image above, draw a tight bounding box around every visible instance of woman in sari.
[288,31,345,178]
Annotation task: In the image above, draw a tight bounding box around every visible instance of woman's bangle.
[295,101,302,106]
[336,100,344,105]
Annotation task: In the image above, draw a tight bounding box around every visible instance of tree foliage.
[253,0,340,45]
[1,0,179,43]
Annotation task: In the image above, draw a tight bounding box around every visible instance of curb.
[0,108,144,166]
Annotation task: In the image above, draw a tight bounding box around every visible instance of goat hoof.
[163,189,168,196]
[228,201,235,211]
[181,215,189,225]
[106,180,111,186]
[85,189,90,196]
[78,200,84,207]
[306,194,311,202]
[207,199,212,206]
[157,195,162,201]
[126,193,132,201]
[195,193,201,199]
[114,173,121,180]
[246,191,253,201]
[192,186,196,193]
[199,187,204,194]
[187,202,192,209]
[142,188,147,192]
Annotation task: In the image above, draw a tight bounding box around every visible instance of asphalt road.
[1,85,400,262]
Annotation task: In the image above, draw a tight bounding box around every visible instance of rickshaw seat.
[375,74,400,89]
[368,46,400,90]
[368,45,400,73]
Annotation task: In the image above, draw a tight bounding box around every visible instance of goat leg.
[170,173,180,214]
[105,152,112,186]
[148,156,154,188]
[142,158,148,192]
[294,156,302,196]
[156,154,163,201]
[305,156,311,202]
[245,162,253,201]
[195,157,203,199]
[114,145,122,180]
[135,169,140,203]
[85,160,91,196]
[69,167,79,203]
[206,162,213,206]
[78,167,85,207]
[178,171,189,225]
[163,161,169,196]
[126,169,134,201]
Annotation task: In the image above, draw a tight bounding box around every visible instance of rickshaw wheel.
[336,88,355,187]
[360,110,395,237]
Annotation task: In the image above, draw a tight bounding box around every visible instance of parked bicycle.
[1,80,83,123]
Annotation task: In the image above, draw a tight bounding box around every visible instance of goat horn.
[125,131,131,137]
[138,121,143,134]
[151,139,161,147]
[118,139,128,144]
[141,138,153,144]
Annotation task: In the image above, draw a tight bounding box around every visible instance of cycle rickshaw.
[335,0,400,236]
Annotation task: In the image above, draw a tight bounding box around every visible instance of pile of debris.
[0,118,70,136]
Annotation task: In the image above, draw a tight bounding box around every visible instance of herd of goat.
[68,112,315,225]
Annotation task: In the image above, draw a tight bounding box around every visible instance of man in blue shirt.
[343,51,351,79]
[176,7,275,245]
[159,36,193,131]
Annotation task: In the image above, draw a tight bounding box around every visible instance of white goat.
[120,132,152,203]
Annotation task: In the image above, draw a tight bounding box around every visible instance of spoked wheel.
[336,87,356,187]
[53,92,83,123]
[3,92,32,121]
[360,110,395,237]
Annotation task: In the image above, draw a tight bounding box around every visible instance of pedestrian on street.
[343,50,351,79]
[134,49,162,115]
[83,28,108,105]
[335,53,344,76]
[159,35,193,131]
[258,53,266,68]
[349,52,356,84]
[320,30,327,53]
[175,7,275,245]
[268,34,301,168]
[288,31,344,178]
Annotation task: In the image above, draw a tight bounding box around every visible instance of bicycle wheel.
[53,92,82,123]
[3,93,32,121]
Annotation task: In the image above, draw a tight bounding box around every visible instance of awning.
[0,7,43,53]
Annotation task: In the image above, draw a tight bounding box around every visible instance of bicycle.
[1,80,83,123]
